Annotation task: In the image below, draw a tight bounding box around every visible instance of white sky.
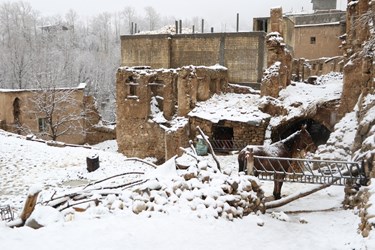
[1,0,347,31]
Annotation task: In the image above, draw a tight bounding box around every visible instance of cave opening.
[272,119,331,147]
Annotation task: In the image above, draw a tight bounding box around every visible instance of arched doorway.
[272,118,331,147]
[13,97,21,134]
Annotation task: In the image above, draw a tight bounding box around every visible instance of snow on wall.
[188,93,271,125]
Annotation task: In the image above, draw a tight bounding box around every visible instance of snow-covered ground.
[1,74,375,249]
[0,130,374,250]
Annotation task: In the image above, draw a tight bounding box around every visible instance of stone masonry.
[116,66,228,162]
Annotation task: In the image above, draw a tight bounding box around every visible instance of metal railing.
[209,140,246,152]
[0,205,14,222]
[252,156,365,186]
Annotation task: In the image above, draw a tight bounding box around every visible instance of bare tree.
[121,6,137,34]
[25,86,91,141]
[144,6,160,31]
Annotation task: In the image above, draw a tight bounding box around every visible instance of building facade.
[253,9,346,60]
[0,84,100,144]
[120,32,266,84]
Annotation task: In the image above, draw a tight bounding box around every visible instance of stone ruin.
[261,7,293,98]
[339,0,375,116]
[116,65,228,162]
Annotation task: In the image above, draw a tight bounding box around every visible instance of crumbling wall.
[339,0,374,115]
[291,57,344,82]
[116,66,228,162]
[261,30,292,97]
[260,7,292,98]
[189,117,268,147]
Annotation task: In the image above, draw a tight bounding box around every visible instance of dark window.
[310,37,316,44]
[13,97,21,123]
[129,85,137,96]
[38,118,48,132]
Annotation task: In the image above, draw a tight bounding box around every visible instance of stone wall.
[291,56,344,82]
[120,32,266,84]
[339,0,374,115]
[189,117,268,147]
[116,66,228,162]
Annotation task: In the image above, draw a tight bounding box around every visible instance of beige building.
[253,10,346,60]
[0,84,100,144]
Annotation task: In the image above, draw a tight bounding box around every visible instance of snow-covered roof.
[0,83,87,93]
[294,21,341,28]
[188,93,271,125]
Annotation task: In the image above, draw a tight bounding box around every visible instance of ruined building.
[339,0,375,115]
[260,7,293,98]
[116,66,226,162]
[116,65,271,162]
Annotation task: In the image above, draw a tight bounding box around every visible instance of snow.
[294,22,341,28]
[269,73,343,128]
[1,72,375,249]
[189,93,271,125]
[0,129,374,250]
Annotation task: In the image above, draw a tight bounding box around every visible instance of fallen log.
[7,186,41,227]
[265,181,337,209]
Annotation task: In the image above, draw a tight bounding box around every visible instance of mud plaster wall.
[0,89,89,144]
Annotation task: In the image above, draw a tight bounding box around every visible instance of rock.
[25,205,64,229]
[132,200,147,214]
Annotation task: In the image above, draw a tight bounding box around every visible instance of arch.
[271,118,331,147]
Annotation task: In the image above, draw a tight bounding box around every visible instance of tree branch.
[197,126,221,171]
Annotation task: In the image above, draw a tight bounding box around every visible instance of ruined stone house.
[116,65,272,162]
[0,84,112,145]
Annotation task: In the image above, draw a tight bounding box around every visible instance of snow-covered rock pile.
[315,72,343,85]
[33,154,265,227]
[314,111,358,161]
[358,181,375,237]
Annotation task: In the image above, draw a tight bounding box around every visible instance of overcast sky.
[1,0,347,32]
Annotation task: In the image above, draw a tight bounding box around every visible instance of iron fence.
[209,139,246,152]
[252,156,365,186]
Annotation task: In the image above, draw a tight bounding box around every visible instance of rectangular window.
[310,37,316,44]
[130,85,137,96]
[38,118,48,132]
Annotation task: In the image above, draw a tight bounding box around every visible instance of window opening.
[38,118,48,132]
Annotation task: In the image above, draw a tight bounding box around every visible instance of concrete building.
[120,32,266,84]
[253,9,346,59]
